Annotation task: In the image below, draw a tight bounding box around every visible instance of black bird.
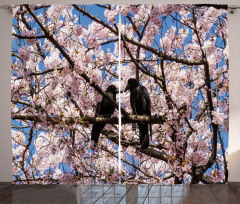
[91,85,119,144]
[125,78,151,149]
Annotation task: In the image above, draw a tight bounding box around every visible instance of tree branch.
[190,9,219,183]
[121,35,163,82]
[13,33,47,39]
[102,129,168,162]
[24,4,130,118]
[72,4,205,66]
[123,34,206,65]
[126,15,141,39]
[19,6,46,60]
[72,4,117,35]
[12,114,166,124]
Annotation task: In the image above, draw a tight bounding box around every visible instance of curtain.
[11,4,228,184]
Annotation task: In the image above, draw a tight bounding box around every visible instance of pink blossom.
[212,108,225,125]
[18,45,31,62]
[75,24,83,36]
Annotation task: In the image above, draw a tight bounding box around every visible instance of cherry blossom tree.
[11,4,228,184]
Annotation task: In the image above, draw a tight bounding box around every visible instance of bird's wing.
[141,86,152,142]
[140,86,151,115]
[130,93,137,114]
[97,91,116,117]
[95,101,101,117]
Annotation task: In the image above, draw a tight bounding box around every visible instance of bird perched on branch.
[91,85,119,144]
[125,78,151,149]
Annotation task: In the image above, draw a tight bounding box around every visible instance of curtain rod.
[0,4,239,14]
[229,5,240,14]
[0,5,12,14]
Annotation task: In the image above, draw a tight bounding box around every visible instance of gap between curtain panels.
[118,6,122,184]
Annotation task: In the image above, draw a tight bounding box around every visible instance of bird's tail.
[139,123,149,149]
[91,124,105,144]
[149,123,152,143]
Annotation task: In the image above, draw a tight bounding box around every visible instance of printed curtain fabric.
[11,4,228,184]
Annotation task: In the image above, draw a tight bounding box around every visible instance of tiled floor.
[1,182,240,203]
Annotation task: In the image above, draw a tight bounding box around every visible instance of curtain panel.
[11,4,228,184]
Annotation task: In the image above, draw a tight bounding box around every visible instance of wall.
[0,0,239,182]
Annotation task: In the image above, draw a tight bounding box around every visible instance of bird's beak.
[115,89,123,94]
[125,84,130,92]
